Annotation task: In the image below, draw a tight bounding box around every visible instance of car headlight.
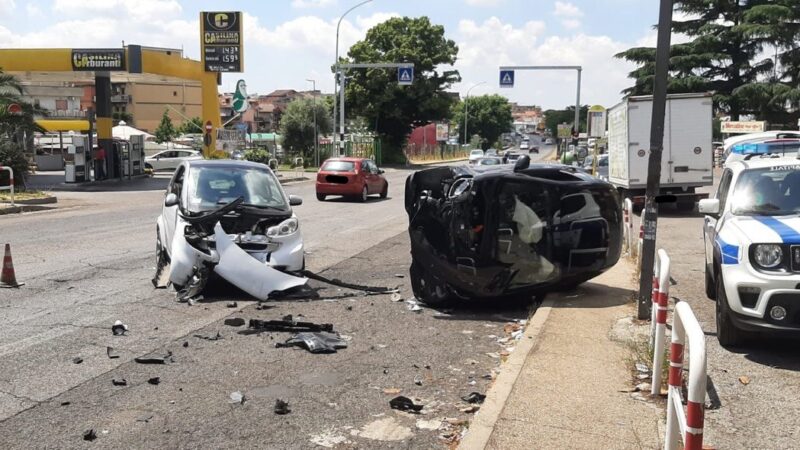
[266,218,299,237]
[754,244,782,268]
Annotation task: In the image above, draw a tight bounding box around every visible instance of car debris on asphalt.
[275,332,348,354]
[72,357,83,364]
[248,315,334,333]
[106,347,120,359]
[460,392,486,404]
[83,429,97,441]
[229,391,246,405]
[194,332,223,341]
[147,377,161,385]
[111,320,129,336]
[134,351,173,365]
[111,379,127,386]
[274,399,291,415]
[224,318,246,327]
[389,396,424,413]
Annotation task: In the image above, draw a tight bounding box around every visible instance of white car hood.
[727,215,800,245]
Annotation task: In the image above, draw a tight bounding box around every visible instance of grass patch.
[277,165,319,173]
[0,189,50,202]
[622,327,669,394]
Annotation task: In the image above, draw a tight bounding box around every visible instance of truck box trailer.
[607,92,714,210]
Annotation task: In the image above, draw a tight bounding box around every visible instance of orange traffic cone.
[1,243,23,288]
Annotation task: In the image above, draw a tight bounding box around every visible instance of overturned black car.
[405,156,622,305]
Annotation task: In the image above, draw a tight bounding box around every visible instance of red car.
[315,157,389,202]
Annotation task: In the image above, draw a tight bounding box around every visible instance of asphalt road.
[653,179,800,448]
[0,148,555,447]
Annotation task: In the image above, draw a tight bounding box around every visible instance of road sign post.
[398,67,414,86]
[499,70,515,88]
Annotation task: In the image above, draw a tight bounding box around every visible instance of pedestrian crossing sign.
[398,66,414,85]
[499,70,514,88]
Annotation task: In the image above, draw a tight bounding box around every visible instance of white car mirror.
[698,198,720,215]
[164,193,179,207]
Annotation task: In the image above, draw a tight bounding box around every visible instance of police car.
[700,153,800,346]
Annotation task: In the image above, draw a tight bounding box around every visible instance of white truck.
[607,92,714,211]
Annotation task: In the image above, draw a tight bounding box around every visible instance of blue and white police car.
[700,153,800,347]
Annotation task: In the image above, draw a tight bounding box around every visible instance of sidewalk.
[461,258,664,449]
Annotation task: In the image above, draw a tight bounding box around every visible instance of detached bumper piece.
[405,163,623,304]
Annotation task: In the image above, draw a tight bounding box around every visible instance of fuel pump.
[65,135,89,183]
[129,135,145,176]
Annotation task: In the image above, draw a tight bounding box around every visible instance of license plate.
[792,246,800,271]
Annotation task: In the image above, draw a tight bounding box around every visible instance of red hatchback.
[315,157,389,202]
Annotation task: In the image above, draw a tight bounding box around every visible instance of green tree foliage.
[178,116,204,135]
[154,109,177,143]
[543,105,589,138]
[616,0,800,125]
[0,69,46,186]
[451,94,513,150]
[343,16,460,154]
[279,97,333,159]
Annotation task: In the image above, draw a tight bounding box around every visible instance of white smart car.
[700,153,800,346]
[469,149,485,165]
[155,160,306,300]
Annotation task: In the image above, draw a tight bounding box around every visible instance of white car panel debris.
[212,223,307,300]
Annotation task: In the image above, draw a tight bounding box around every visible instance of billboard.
[201,11,243,72]
[557,124,572,138]
[720,121,766,134]
[436,123,449,142]
[71,49,125,71]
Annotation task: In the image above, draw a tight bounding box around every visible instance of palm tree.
[0,69,46,138]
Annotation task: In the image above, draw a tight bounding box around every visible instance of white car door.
[163,165,186,252]
[704,169,733,268]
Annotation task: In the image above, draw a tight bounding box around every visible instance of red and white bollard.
[664,301,707,450]
[651,249,670,395]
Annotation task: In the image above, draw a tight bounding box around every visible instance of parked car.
[545,138,554,145]
[581,154,609,180]
[145,149,203,171]
[155,160,306,300]
[315,157,388,202]
[469,149,485,164]
[404,157,622,305]
[699,153,800,347]
[520,142,530,151]
[476,157,504,166]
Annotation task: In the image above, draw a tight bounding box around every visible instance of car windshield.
[598,156,608,167]
[471,150,484,156]
[479,158,502,165]
[322,160,355,172]
[186,165,288,212]
[730,166,800,216]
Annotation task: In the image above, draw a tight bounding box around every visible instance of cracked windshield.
[1,0,798,448]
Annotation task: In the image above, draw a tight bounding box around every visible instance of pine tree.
[154,109,177,144]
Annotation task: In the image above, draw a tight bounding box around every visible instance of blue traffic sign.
[499,69,515,88]
[398,66,414,85]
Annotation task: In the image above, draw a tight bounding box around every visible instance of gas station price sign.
[71,49,125,71]
[201,11,243,73]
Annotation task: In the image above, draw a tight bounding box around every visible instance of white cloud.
[26,3,41,16]
[52,0,182,19]
[553,1,583,18]
[466,0,503,6]
[291,0,336,8]
[562,19,581,29]
[0,0,15,16]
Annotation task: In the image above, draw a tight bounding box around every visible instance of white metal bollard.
[0,166,14,206]
[651,249,670,396]
[664,301,707,450]
[623,198,633,254]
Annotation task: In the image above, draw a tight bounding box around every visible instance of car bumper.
[316,182,361,196]
[720,265,800,331]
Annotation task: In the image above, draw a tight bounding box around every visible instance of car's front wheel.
[716,273,745,348]
[359,185,368,202]
[380,183,388,199]
[705,263,716,300]
[316,193,326,201]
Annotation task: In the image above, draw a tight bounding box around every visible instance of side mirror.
[378,169,385,175]
[164,192,179,207]
[289,195,303,206]
[698,198,720,215]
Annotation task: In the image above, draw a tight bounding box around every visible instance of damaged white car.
[154,160,307,300]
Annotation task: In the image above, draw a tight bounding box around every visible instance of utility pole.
[306,79,318,166]
[637,0,674,319]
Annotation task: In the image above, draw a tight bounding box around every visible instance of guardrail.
[623,198,634,255]
[0,166,14,206]
[664,301,707,450]
[650,249,670,396]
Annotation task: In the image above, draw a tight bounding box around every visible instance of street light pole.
[464,81,486,147]
[333,0,373,153]
[306,78,319,166]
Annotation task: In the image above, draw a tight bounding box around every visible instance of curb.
[407,157,469,166]
[458,297,555,450]
[0,204,58,215]
[10,196,58,205]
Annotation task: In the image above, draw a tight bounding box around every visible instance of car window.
[729,166,800,215]
[170,165,185,198]
[186,166,288,212]
[598,157,608,167]
[322,160,355,172]
[163,151,178,158]
[716,169,733,211]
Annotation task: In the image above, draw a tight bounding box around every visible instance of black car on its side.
[404,156,622,305]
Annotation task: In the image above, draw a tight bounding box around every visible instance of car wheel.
[705,263,716,300]
[145,163,153,170]
[359,185,368,202]
[380,183,388,199]
[716,272,744,348]
[156,227,167,268]
[410,261,451,307]
[316,193,326,201]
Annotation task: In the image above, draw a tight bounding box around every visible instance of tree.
[343,17,461,157]
[543,105,589,138]
[615,1,787,120]
[0,69,46,186]
[451,95,513,149]
[178,117,204,135]
[279,98,333,159]
[154,109,177,143]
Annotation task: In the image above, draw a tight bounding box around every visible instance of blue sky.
[0,0,666,109]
